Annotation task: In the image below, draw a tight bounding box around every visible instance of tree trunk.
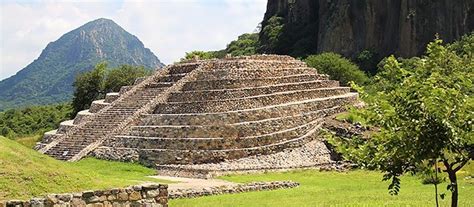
[447,169,458,207]
[434,161,439,207]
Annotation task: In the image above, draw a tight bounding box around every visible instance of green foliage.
[181,51,217,62]
[104,65,150,93]
[331,36,473,206]
[180,33,259,62]
[447,32,474,57]
[419,166,445,185]
[71,62,107,115]
[304,52,369,85]
[71,63,150,115]
[15,135,42,148]
[355,49,380,75]
[0,103,72,138]
[335,112,366,125]
[226,33,259,56]
[0,137,170,200]
[259,16,285,53]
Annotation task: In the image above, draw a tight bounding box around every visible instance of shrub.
[305,53,369,85]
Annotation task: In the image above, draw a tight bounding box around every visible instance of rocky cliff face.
[261,0,474,58]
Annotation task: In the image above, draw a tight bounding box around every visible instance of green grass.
[15,135,42,148]
[0,137,169,200]
[170,169,474,207]
[335,112,366,125]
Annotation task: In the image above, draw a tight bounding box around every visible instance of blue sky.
[0,0,267,80]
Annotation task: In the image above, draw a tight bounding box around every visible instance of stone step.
[142,97,348,126]
[156,73,187,82]
[57,120,75,134]
[43,68,177,160]
[130,110,324,138]
[104,92,120,103]
[41,130,63,145]
[146,82,173,88]
[73,109,93,124]
[155,87,351,114]
[108,118,321,150]
[169,80,340,102]
[100,124,320,166]
[89,99,110,113]
[205,60,307,71]
[119,86,132,95]
[194,68,317,80]
[169,63,201,74]
[181,74,329,91]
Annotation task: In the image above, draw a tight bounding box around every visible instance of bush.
[305,53,369,85]
[180,51,217,62]
[355,49,380,75]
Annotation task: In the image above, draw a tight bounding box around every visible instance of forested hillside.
[0,18,163,111]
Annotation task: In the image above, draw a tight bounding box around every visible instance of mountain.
[0,18,164,111]
[259,0,474,60]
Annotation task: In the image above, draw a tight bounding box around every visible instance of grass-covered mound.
[171,169,474,207]
[0,137,167,200]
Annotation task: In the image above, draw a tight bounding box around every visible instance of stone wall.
[155,88,352,114]
[181,73,329,91]
[0,184,168,207]
[169,181,299,199]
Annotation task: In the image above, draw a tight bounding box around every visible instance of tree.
[180,51,217,62]
[259,16,284,53]
[0,103,72,139]
[305,52,369,86]
[226,33,258,56]
[71,63,150,115]
[331,37,473,207]
[71,62,106,115]
[355,49,380,75]
[104,65,150,93]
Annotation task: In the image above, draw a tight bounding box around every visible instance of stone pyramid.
[36,55,357,170]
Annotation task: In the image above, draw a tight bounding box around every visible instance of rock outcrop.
[260,0,474,58]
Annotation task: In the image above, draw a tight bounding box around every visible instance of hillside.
[0,18,164,111]
[259,0,474,62]
[0,137,168,200]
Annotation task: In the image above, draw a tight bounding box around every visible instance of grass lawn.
[0,137,170,200]
[15,134,42,148]
[171,169,474,207]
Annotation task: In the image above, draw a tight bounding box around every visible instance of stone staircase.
[38,55,358,166]
[36,62,202,161]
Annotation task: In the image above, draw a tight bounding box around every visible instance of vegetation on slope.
[0,18,162,111]
[170,169,474,207]
[0,103,71,139]
[304,53,369,86]
[180,33,259,62]
[0,137,168,200]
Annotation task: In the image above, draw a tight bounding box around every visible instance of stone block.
[128,191,141,201]
[29,198,45,207]
[117,192,128,201]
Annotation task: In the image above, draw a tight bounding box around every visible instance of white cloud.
[0,0,267,80]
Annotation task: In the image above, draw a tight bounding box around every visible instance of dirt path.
[149,175,238,191]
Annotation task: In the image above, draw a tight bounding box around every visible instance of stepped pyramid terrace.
[36,55,358,176]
